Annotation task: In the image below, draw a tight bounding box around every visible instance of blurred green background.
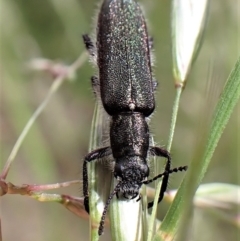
[1,0,239,241]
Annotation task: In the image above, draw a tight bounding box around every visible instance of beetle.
[82,0,187,235]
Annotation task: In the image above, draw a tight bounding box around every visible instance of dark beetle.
[82,0,187,235]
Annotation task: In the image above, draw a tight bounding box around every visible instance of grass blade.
[153,56,240,240]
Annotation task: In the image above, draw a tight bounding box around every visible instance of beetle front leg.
[83,146,112,213]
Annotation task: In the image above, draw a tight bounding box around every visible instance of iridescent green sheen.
[97,0,155,116]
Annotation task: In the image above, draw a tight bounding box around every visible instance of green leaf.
[153,56,240,241]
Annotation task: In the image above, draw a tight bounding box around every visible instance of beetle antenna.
[143,166,188,185]
[98,182,122,235]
